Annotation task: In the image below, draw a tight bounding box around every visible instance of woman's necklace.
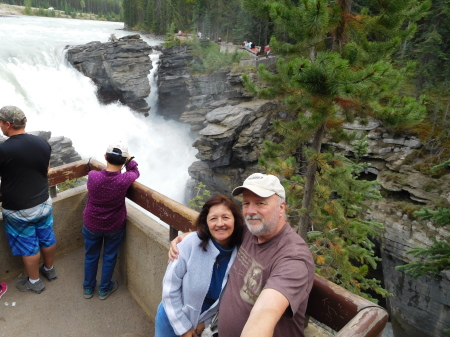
[216,255,228,268]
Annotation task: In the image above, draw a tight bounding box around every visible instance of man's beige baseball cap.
[232,173,285,200]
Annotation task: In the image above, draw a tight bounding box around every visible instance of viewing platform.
[1,247,153,337]
[0,159,388,337]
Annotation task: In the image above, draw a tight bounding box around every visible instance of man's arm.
[240,288,289,337]
[168,232,190,261]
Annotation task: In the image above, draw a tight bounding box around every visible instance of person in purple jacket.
[82,142,139,300]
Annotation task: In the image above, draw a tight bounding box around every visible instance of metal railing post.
[50,186,57,198]
[169,226,178,241]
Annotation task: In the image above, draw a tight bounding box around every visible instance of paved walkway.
[0,247,154,337]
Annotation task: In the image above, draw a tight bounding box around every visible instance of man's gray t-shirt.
[218,224,314,337]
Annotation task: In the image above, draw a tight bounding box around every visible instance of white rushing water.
[0,15,197,204]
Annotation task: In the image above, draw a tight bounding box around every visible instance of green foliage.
[353,135,369,163]
[396,204,450,277]
[188,182,210,211]
[189,38,244,73]
[246,0,431,302]
[407,0,450,90]
[396,238,450,278]
[24,0,32,14]
[262,144,389,302]
[164,23,182,48]
[56,177,86,192]
[14,0,122,21]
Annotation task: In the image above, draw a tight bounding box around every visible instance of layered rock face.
[157,47,279,198]
[156,45,192,120]
[66,34,153,116]
[330,122,450,337]
[157,45,246,121]
[158,46,450,337]
[369,202,450,337]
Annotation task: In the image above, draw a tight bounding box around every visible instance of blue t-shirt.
[201,239,233,313]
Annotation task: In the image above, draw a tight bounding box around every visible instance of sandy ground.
[0,3,24,16]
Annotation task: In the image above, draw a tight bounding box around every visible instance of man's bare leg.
[22,252,40,280]
[41,244,56,269]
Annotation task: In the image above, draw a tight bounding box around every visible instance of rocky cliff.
[66,34,153,116]
[157,46,450,337]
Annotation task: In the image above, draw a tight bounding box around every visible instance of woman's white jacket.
[162,232,237,336]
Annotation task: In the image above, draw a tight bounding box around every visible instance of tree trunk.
[297,123,326,240]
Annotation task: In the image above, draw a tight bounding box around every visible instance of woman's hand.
[181,328,199,337]
[195,322,205,336]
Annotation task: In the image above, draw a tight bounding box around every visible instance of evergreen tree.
[242,0,430,300]
[201,9,211,38]
[408,0,450,92]
[242,0,430,237]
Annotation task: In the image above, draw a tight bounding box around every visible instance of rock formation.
[156,45,450,337]
[66,34,153,116]
[157,45,247,122]
[156,45,193,120]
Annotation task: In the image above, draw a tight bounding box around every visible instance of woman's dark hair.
[106,153,127,166]
[196,194,244,251]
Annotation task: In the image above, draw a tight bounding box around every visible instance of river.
[0,15,197,204]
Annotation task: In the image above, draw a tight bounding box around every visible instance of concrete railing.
[0,159,388,336]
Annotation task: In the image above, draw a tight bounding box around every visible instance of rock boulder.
[66,34,153,116]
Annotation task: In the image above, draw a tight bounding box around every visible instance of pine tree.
[243,0,430,235]
[242,0,430,301]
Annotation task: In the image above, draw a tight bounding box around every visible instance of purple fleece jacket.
[83,160,139,232]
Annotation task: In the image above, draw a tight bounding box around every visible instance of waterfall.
[0,16,197,204]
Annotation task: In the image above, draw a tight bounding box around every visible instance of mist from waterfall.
[0,15,197,204]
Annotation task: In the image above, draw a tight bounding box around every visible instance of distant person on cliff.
[0,105,57,294]
[82,142,139,300]
[264,45,271,58]
[156,195,245,337]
